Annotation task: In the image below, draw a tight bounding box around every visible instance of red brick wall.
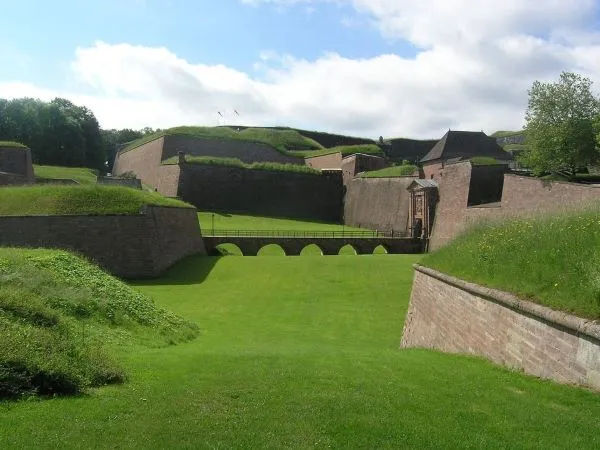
[305,152,342,170]
[0,206,205,278]
[344,176,417,234]
[157,165,181,197]
[500,174,600,214]
[422,161,443,181]
[428,162,472,250]
[429,163,600,250]
[112,138,166,189]
[402,266,600,391]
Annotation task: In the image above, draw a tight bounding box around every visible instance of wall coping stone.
[414,264,600,343]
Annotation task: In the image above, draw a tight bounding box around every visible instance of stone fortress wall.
[0,206,205,278]
[402,265,600,391]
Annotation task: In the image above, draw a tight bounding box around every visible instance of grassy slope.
[0,248,198,399]
[198,211,364,232]
[0,141,27,148]
[164,155,321,175]
[1,255,598,448]
[33,165,98,185]
[470,156,508,166]
[0,185,192,216]
[293,144,384,158]
[121,126,323,155]
[423,206,600,319]
[361,165,418,178]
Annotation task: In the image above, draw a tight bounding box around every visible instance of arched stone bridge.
[203,234,424,256]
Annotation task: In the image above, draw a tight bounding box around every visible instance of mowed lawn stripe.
[1,256,599,449]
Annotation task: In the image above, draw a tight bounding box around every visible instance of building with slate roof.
[421,131,513,181]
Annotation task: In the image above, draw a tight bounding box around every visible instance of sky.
[1,0,600,139]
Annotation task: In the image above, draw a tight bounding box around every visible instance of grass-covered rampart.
[164,155,322,175]
[294,144,384,158]
[360,164,418,178]
[33,165,98,185]
[0,185,192,216]
[121,126,324,155]
[0,248,198,399]
[423,206,600,319]
[0,141,27,148]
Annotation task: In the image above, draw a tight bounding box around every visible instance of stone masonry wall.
[429,162,600,251]
[163,135,304,165]
[305,152,342,170]
[402,266,600,391]
[0,206,205,278]
[178,164,344,221]
[0,146,34,182]
[112,137,166,189]
[0,172,28,186]
[344,176,417,234]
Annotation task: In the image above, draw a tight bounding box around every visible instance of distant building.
[421,131,513,181]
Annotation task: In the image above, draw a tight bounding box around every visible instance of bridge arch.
[373,244,389,255]
[338,244,357,255]
[215,243,244,256]
[257,244,286,256]
[300,244,324,256]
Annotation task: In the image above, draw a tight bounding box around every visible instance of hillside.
[0,248,198,399]
[422,205,600,319]
[381,137,439,163]
[0,185,192,216]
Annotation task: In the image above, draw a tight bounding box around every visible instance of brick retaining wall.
[0,206,205,278]
[402,265,600,390]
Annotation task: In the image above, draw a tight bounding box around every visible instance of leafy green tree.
[521,72,600,176]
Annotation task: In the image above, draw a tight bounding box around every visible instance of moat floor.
[1,255,599,449]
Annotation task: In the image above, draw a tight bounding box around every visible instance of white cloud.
[1,1,600,138]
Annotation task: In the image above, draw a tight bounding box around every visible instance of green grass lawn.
[198,211,366,233]
[33,165,98,185]
[293,144,384,158]
[361,164,418,178]
[423,205,600,319]
[0,185,192,216]
[1,255,599,448]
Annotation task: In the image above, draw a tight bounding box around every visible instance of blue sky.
[0,0,415,89]
[1,0,599,137]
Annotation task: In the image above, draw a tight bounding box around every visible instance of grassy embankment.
[423,205,600,319]
[294,144,384,158]
[0,248,197,400]
[33,165,98,185]
[360,164,418,178]
[1,255,599,448]
[0,141,27,148]
[163,155,321,175]
[122,126,382,160]
[0,185,191,216]
[121,126,324,155]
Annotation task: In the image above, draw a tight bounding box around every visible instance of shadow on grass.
[133,255,222,286]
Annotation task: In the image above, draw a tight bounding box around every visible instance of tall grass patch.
[0,248,198,399]
[423,206,600,319]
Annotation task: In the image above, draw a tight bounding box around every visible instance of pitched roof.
[407,179,439,191]
[420,131,513,163]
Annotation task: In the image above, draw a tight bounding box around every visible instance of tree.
[520,71,600,176]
